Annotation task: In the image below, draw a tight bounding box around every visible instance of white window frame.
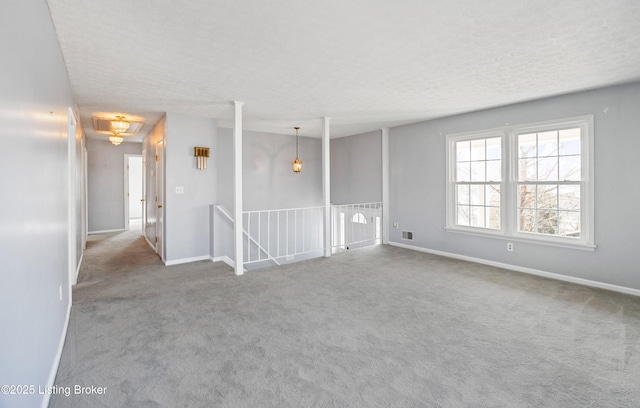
[446,115,595,251]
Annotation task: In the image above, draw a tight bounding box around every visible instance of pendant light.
[291,126,303,173]
[111,115,130,134]
[109,132,124,146]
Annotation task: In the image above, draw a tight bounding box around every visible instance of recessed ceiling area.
[47,0,640,140]
[92,115,144,136]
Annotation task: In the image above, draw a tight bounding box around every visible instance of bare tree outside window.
[517,128,581,237]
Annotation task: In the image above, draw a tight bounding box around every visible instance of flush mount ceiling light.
[109,132,124,146]
[92,116,144,135]
[110,115,130,134]
[291,127,303,173]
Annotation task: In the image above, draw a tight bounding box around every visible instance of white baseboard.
[210,255,235,268]
[42,298,72,408]
[164,255,210,266]
[73,253,83,285]
[143,236,156,251]
[88,228,125,235]
[389,241,640,297]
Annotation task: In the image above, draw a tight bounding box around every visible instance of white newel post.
[234,101,244,275]
[323,117,331,257]
[382,127,389,245]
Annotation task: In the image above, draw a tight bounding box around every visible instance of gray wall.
[331,130,382,204]
[213,128,323,261]
[216,128,322,210]
[164,113,217,262]
[242,129,323,211]
[0,1,77,406]
[389,82,640,290]
[87,139,142,232]
[214,128,234,260]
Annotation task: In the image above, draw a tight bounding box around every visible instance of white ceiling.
[47,0,640,141]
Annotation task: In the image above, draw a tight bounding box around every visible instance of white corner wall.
[0,1,78,407]
[389,82,640,291]
[164,113,218,263]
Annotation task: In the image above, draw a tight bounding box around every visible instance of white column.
[233,101,244,275]
[322,117,331,257]
[381,127,390,245]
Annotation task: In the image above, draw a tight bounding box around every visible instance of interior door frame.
[156,138,165,261]
[123,153,143,231]
[67,108,77,289]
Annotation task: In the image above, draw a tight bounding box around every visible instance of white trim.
[124,154,143,231]
[211,255,235,268]
[88,228,126,234]
[389,241,640,297]
[67,108,78,287]
[444,227,596,251]
[381,127,389,245]
[144,235,156,251]
[74,253,83,284]
[233,101,244,275]
[322,116,331,257]
[41,298,72,408]
[164,255,210,266]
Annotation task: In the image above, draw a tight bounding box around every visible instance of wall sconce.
[194,147,210,169]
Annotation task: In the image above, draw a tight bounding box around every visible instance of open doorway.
[124,154,143,233]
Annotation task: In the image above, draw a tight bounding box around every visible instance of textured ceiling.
[47,0,640,140]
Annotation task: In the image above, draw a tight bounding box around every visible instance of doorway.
[156,138,164,261]
[124,154,143,233]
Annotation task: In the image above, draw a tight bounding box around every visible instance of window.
[454,135,502,230]
[446,115,594,250]
[351,213,367,224]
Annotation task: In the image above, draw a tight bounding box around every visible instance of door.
[156,138,164,260]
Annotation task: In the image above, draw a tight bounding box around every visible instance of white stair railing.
[331,202,383,252]
[243,206,324,265]
[215,205,280,266]
[214,202,381,269]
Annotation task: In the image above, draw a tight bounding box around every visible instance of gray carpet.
[50,228,640,407]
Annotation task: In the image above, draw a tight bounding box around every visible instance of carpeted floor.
[50,227,640,407]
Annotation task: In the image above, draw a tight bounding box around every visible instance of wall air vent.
[402,231,413,240]
[92,117,144,135]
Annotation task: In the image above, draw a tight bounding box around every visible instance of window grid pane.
[517,182,580,238]
[454,136,502,231]
[515,127,583,239]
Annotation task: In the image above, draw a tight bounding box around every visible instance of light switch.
[175,186,184,194]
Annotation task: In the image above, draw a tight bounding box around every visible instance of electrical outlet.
[507,242,514,252]
[175,186,184,194]
[59,285,62,301]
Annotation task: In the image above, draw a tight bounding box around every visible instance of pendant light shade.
[109,133,124,146]
[111,115,130,135]
[291,127,303,173]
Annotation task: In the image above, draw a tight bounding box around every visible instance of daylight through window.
[446,115,594,249]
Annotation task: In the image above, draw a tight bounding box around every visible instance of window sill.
[444,227,596,251]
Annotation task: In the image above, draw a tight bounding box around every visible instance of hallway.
[51,227,235,407]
